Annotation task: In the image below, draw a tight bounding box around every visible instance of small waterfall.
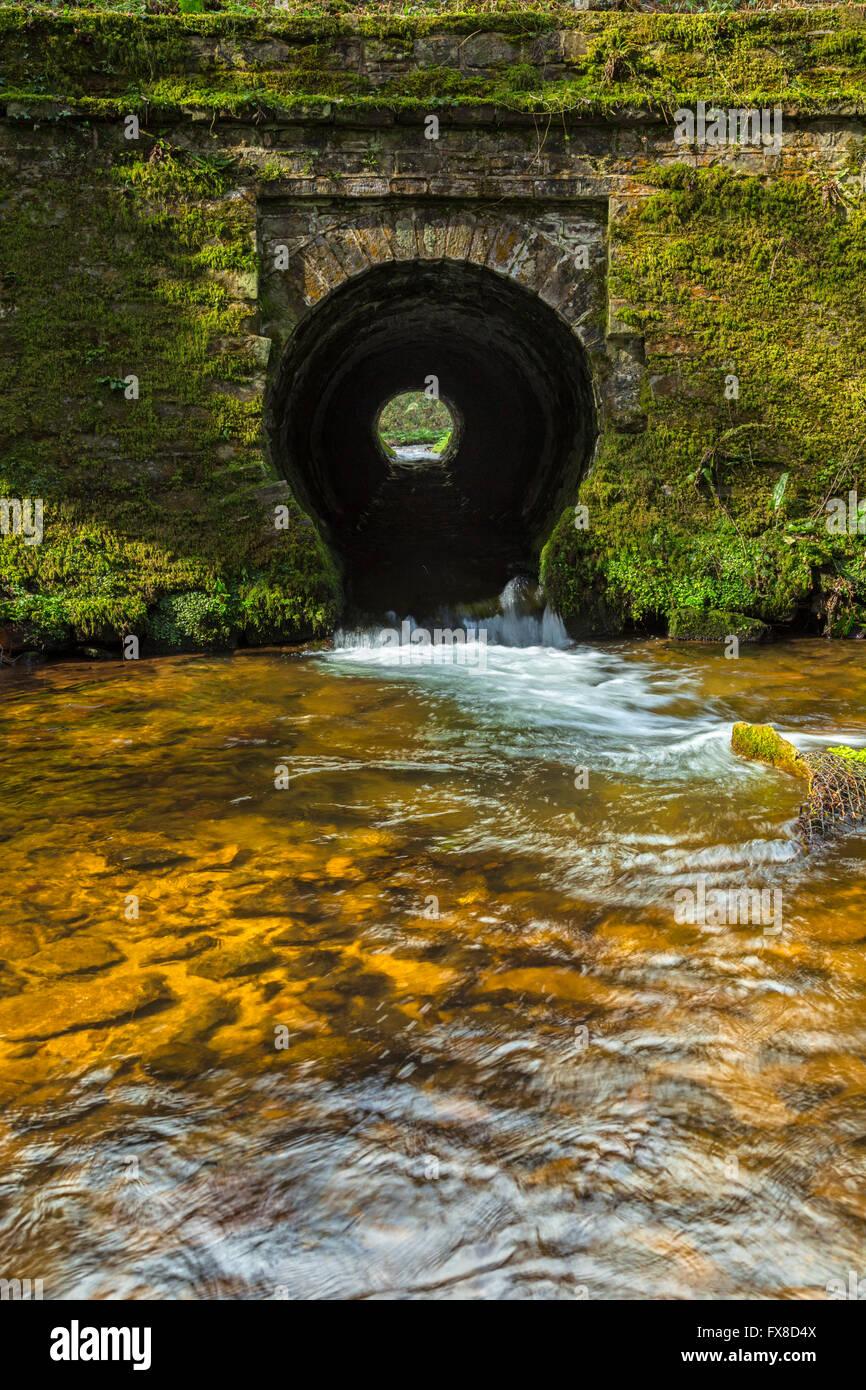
[334,576,570,651]
[460,576,570,648]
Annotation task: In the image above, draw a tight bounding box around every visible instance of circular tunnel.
[267,258,597,617]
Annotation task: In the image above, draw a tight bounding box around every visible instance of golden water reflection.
[0,639,865,1298]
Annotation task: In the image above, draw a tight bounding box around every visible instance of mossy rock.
[731,722,810,780]
[78,646,116,661]
[669,608,771,644]
[733,727,866,843]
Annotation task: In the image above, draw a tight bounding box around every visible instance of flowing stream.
[0,627,865,1299]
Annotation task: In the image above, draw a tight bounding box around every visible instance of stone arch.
[278,208,604,353]
[261,205,604,615]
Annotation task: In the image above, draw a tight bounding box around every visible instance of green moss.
[731,722,810,779]
[1,591,73,655]
[540,510,624,637]
[827,745,866,765]
[502,63,542,94]
[542,163,866,638]
[669,607,770,642]
[145,589,235,652]
[0,142,340,656]
[0,9,864,118]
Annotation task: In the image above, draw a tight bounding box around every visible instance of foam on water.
[327,580,813,901]
[336,577,569,650]
[332,579,728,778]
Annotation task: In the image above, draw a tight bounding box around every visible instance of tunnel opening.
[376,389,457,463]
[267,258,597,618]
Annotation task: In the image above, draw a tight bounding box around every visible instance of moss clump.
[1,592,74,655]
[235,552,340,645]
[145,590,236,653]
[539,515,625,637]
[827,744,866,765]
[731,722,810,779]
[1,9,865,119]
[669,607,770,643]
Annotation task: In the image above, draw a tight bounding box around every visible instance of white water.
[335,577,570,653]
[327,582,818,914]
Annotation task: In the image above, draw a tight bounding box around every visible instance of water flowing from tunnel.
[334,575,570,653]
[1,638,866,1298]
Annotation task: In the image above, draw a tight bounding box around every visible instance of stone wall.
[1,7,865,649]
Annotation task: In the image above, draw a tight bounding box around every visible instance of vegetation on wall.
[541,164,866,638]
[0,6,863,119]
[0,143,339,654]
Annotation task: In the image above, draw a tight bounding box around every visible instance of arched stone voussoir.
[485,221,533,278]
[298,235,348,305]
[289,208,613,360]
[295,210,583,299]
[323,226,373,283]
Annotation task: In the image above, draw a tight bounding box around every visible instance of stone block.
[461,34,518,68]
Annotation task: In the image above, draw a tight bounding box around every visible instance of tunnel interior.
[267,258,597,618]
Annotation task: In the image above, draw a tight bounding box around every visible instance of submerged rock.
[0,924,39,961]
[0,962,24,1000]
[24,936,124,979]
[140,996,236,1077]
[144,934,218,964]
[187,938,277,980]
[144,1042,219,1081]
[0,972,170,1042]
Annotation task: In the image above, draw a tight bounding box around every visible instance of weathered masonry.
[262,196,612,611]
[0,7,865,652]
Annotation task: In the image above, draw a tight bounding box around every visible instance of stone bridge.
[0,7,864,645]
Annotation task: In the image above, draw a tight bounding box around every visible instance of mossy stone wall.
[1,7,864,651]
